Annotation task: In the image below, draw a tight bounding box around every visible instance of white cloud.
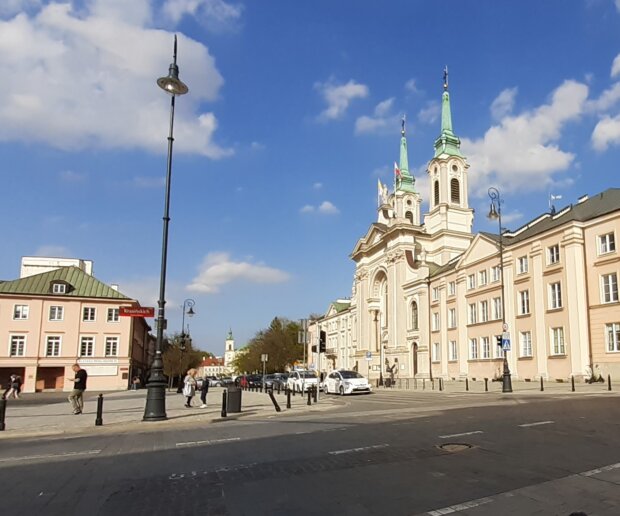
[313,182,323,189]
[250,141,265,151]
[404,78,419,94]
[162,0,242,31]
[613,53,620,78]
[300,205,315,213]
[300,201,339,214]
[355,97,398,134]
[0,0,41,17]
[462,80,589,194]
[60,169,86,182]
[187,252,290,294]
[418,101,440,124]
[315,79,369,121]
[0,2,232,158]
[592,114,620,150]
[34,245,72,257]
[490,87,518,120]
[616,0,620,13]
[586,82,620,112]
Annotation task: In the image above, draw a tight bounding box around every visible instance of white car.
[323,370,372,395]
[286,370,319,393]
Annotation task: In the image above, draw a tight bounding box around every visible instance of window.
[520,331,532,357]
[468,303,477,324]
[601,273,618,303]
[434,181,440,206]
[432,342,440,362]
[405,211,413,224]
[550,327,565,355]
[607,323,620,352]
[479,270,487,286]
[80,337,94,357]
[107,308,120,322]
[46,336,61,356]
[468,274,476,290]
[52,283,66,294]
[450,178,460,204]
[448,281,456,296]
[469,338,478,359]
[491,266,501,282]
[448,308,457,329]
[13,304,29,320]
[449,340,458,361]
[83,307,96,322]
[549,282,562,309]
[481,337,491,359]
[411,301,419,330]
[432,287,439,301]
[548,244,560,265]
[9,335,25,357]
[480,300,489,322]
[49,306,64,321]
[105,336,119,357]
[519,290,530,315]
[432,312,440,331]
[599,233,616,255]
[518,256,529,274]
[493,297,503,320]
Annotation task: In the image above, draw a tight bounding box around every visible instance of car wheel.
[339,386,345,396]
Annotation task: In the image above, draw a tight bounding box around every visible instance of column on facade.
[530,244,549,379]
[456,272,469,378]
[438,281,449,378]
[502,249,518,379]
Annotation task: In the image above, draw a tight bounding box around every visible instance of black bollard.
[608,374,612,391]
[466,378,469,391]
[571,376,575,392]
[485,378,488,392]
[277,384,281,395]
[439,378,443,391]
[268,390,281,412]
[307,388,312,406]
[313,385,318,403]
[95,393,103,426]
[540,377,544,392]
[423,379,426,390]
[0,397,6,431]
[431,379,435,390]
[286,387,291,409]
[221,389,227,418]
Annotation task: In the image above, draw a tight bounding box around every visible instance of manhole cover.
[438,443,473,452]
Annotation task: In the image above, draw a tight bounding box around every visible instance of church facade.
[307,78,620,384]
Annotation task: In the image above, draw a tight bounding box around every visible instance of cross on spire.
[443,65,449,91]
[401,114,406,136]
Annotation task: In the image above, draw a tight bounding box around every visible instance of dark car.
[264,373,288,390]
[246,374,263,388]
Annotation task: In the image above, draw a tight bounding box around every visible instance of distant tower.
[224,329,236,369]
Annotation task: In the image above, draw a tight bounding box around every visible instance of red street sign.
[120,307,155,318]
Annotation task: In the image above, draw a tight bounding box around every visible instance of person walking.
[199,375,210,408]
[3,374,20,400]
[67,364,88,414]
[182,368,198,408]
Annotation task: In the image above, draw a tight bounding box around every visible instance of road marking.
[518,420,554,427]
[328,444,389,455]
[176,437,240,448]
[580,462,620,477]
[428,496,493,515]
[0,449,101,463]
[438,430,483,439]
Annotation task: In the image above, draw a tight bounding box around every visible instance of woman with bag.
[182,368,198,408]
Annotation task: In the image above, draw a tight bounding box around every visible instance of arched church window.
[405,211,413,224]
[411,301,419,330]
[450,178,460,204]
[434,181,440,206]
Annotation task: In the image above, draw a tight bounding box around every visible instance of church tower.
[424,68,473,235]
[224,329,236,369]
[393,118,422,225]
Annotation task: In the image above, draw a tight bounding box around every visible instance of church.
[307,74,620,384]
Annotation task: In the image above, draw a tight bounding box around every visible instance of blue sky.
[1,0,620,355]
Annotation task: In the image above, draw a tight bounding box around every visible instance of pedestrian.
[3,374,20,400]
[131,376,141,390]
[182,368,198,408]
[199,375,210,408]
[67,364,88,415]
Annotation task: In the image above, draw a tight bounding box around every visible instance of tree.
[162,333,204,386]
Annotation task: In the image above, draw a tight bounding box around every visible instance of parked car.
[322,370,371,395]
[286,370,319,393]
[264,373,288,390]
[245,374,263,388]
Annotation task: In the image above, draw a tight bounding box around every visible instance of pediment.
[457,233,499,268]
[351,223,388,256]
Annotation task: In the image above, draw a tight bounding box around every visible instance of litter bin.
[226,385,242,413]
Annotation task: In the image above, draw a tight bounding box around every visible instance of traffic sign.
[365,351,372,361]
[502,323,509,332]
[120,306,155,318]
[261,354,268,362]
[502,339,511,351]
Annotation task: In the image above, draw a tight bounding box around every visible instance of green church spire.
[396,116,416,193]
[434,66,463,158]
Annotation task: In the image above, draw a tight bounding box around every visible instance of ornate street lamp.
[488,187,512,393]
[144,36,189,421]
[176,299,196,393]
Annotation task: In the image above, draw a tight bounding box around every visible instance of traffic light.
[496,335,502,347]
[319,331,326,353]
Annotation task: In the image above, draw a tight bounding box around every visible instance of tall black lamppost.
[176,299,196,393]
[143,36,189,421]
[488,187,513,393]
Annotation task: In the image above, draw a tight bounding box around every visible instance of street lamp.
[176,299,196,393]
[143,35,189,421]
[488,187,512,393]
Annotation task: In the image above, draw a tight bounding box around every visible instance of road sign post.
[261,354,268,391]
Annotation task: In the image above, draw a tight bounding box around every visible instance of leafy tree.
[162,333,204,385]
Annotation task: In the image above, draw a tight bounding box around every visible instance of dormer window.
[52,283,66,294]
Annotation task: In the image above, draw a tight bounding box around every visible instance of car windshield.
[340,371,364,379]
[265,375,275,380]
[301,371,317,379]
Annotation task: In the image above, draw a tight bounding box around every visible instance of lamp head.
[187,306,195,318]
[488,202,499,220]
[157,35,189,96]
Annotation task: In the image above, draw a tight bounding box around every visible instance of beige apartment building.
[0,258,154,393]
[307,80,620,384]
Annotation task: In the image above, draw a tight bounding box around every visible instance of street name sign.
[120,307,155,318]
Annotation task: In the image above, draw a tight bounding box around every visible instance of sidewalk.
[0,387,329,440]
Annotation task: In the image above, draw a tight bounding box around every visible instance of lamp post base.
[143,355,168,421]
[502,357,513,393]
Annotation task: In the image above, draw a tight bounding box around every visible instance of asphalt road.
[1,390,619,515]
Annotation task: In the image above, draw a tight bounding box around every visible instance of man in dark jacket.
[199,376,210,408]
[67,364,88,414]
